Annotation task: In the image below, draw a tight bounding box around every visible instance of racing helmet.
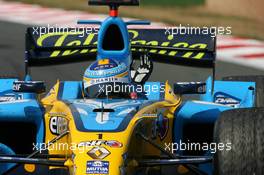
[83,58,130,97]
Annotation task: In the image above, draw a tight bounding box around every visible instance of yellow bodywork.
[39,81,182,175]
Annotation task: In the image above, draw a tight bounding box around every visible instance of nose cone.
[72,137,128,175]
[68,99,156,175]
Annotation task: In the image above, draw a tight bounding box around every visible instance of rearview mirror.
[13,81,46,94]
[174,82,206,95]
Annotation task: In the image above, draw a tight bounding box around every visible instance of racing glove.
[131,54,153,84]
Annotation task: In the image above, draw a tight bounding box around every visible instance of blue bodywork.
[0,14,256,175]
[0,78,44,145]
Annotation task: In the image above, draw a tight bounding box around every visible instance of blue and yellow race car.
[0,0,264,175]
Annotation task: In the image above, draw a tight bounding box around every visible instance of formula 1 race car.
[0,0,264,175]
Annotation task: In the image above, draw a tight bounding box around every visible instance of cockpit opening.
[102,24,125,51]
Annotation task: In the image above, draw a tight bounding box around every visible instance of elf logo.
[13,83,22,91]
[49,116,68,135]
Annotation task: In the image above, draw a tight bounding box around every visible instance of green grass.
[141,0,205,6]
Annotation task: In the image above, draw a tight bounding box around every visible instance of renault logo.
[87,147,110,159]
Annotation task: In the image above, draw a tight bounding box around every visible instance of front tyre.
[214,108,264,175]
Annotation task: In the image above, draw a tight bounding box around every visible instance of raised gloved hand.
[131,54,153,84]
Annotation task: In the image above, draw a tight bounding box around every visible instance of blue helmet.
[83,58,130,96]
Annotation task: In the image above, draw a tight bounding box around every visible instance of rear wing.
[26,27,216,68]
[130,28,216,67]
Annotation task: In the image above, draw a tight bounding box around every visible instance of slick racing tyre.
[213,108,264,175]
[222,75,264,107]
